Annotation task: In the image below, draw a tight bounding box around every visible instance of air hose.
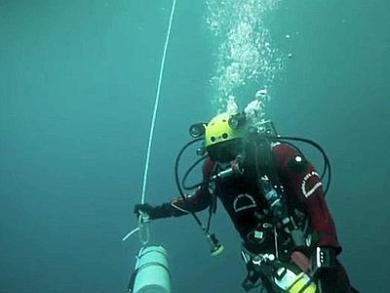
[174,138,224,256]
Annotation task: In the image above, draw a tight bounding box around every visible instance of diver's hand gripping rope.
[122,0,177,244]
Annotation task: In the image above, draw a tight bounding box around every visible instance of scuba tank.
[273,262,317,293]
[242,250,317,293]
[129,246,171,293]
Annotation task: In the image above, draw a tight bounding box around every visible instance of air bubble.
[206,0,283,112]
[255,89,268,99]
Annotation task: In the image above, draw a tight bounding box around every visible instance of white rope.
[122,227,140,242]
[141,0,177,204]
[122,0,177,243]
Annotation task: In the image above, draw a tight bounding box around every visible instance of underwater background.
[0,0,389,292]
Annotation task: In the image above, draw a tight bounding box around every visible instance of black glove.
[311,246,337,278]
[133,203,172,220]
[134,203,155,218]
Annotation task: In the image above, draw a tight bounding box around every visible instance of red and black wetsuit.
[150,142,356,292]
[159,142,340,253]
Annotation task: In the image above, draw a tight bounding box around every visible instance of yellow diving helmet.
[204,112,246,162]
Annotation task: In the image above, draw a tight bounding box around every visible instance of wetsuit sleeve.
[168,185,212,216]
[272,143,341,252]
[149,159,214,219]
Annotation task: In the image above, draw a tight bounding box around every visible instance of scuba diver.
[134,111,357,293]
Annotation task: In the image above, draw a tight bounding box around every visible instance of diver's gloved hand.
[134,203,155,218]
[133,203,172,220]
[311,246,337,278]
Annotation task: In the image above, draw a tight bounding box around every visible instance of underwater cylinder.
[132,246,171,293]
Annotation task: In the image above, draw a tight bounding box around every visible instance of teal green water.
[0,0,389,292]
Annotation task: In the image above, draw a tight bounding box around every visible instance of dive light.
[189,123,206,138]
[228,112,247,129]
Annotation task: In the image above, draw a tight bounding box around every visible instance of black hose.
[182,156,207,190]
[174,138,206,229]
[174,139,221,252]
